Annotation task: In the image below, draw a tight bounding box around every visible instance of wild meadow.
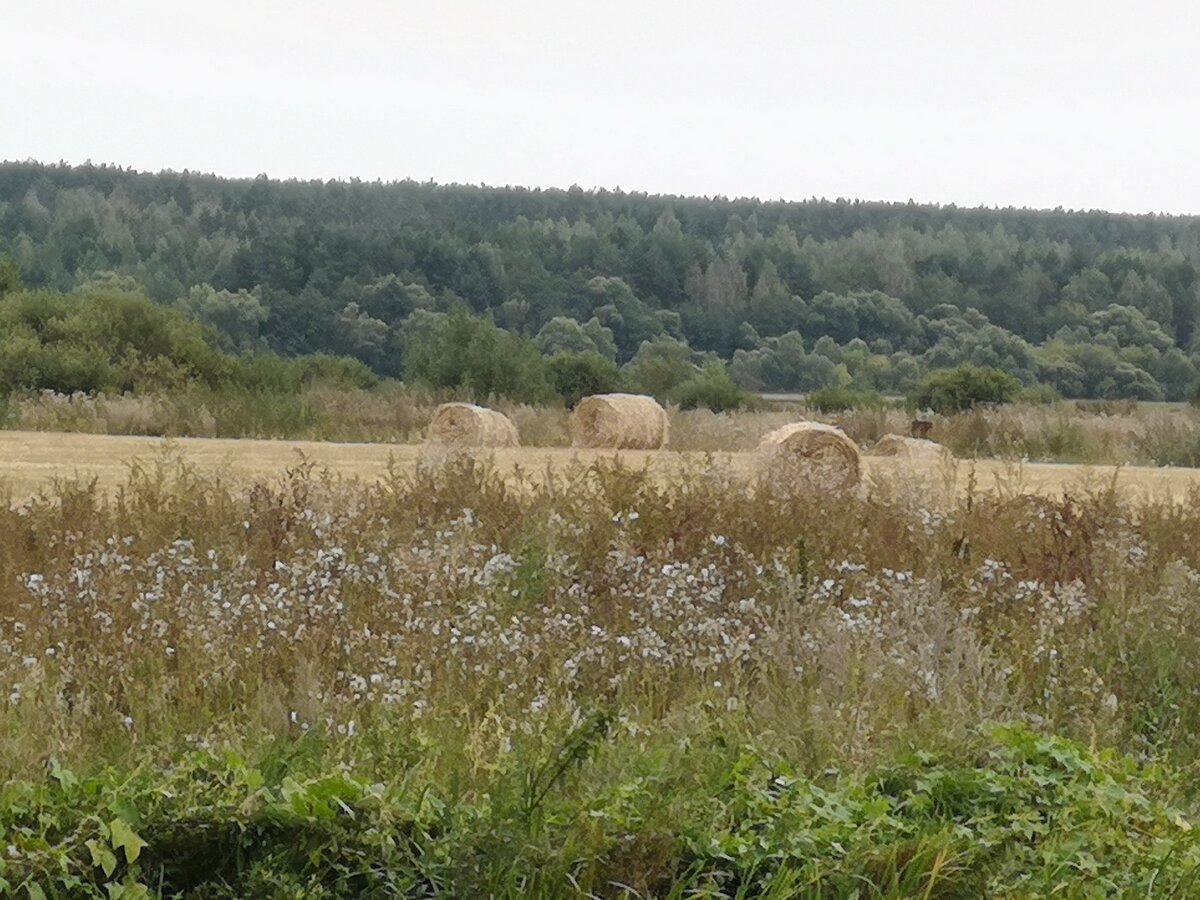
[4,451,1200,895]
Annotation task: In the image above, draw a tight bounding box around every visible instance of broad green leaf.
[50,765,78,791]
[280,776,307,814]
[109,819,147,865]
[107,881,151,900]
[86,837,119,877]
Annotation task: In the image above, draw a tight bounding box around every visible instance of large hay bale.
[570,393,669,449]
[427,402,520,447]
[873,434,953,462]
[757,422,860,488]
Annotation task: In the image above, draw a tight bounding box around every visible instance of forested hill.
[4,159,1200,401]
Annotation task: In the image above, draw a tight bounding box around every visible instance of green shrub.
[805,385,886,413]
[911,364,1021,414]
[622,337,696,399]
[547,351,623,408]
[0,288,380,404]
[290,353,379,390]
[674,361,754,412]
[227,352,302,393]
[1015,382,1062,405]
[0,289,227,394]
[403,307,554,403]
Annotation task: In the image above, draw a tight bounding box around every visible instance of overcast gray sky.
[6,0,1199,213]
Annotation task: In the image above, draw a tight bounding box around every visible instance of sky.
[5,0,1200,214]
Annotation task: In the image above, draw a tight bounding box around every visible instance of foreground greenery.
[5,161,1200,401]
[5,456,1200,893]
[4,725,1197,897]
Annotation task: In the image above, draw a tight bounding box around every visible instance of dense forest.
[4,160,1200,401]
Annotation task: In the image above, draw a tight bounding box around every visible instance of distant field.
[2,429,1198,502]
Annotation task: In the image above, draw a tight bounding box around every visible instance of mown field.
[4,426,1200,896]
[3,429,1200,505]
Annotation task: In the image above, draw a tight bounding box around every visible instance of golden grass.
[1,430,1199,504]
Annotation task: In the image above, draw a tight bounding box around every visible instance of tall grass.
[4,454,1200,893]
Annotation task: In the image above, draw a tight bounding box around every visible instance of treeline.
[5,160,1200,400]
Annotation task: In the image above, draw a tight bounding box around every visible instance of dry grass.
[667,407,798,451]
[0,430,1199,504]
[9,390,1200,467]
[6,441,1200,781]
[668,402,1200,466]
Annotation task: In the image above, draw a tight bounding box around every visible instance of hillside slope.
[4,161,1200,399]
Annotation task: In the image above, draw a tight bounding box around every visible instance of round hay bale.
[570,393,669,449]
[756,421,860,488]
[872,434,953,462]
[427,402,520,447]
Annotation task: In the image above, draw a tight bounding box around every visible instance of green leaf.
[87,837,119,877]
[108,818,147,865]
[50,765,78,791]
[27,884,47,900]
[280,776,308,814]
[107,881,150,900]
[242,767,264,792]
[108,797,139,826]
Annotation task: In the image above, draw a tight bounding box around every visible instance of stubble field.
[3,429,1200,504]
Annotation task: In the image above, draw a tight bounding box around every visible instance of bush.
[1015,383,1062,405]
[622,337,696,399]
[290,353,379,390]
[547,351,623,408]
[403,308,554,404]
[0,289,229,394]
[911,364,1021,414]
[805,386,886,413]
[0,288,383,405]
[674,362,755,412]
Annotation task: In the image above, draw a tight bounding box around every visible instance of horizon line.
[4,157,1198,221]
